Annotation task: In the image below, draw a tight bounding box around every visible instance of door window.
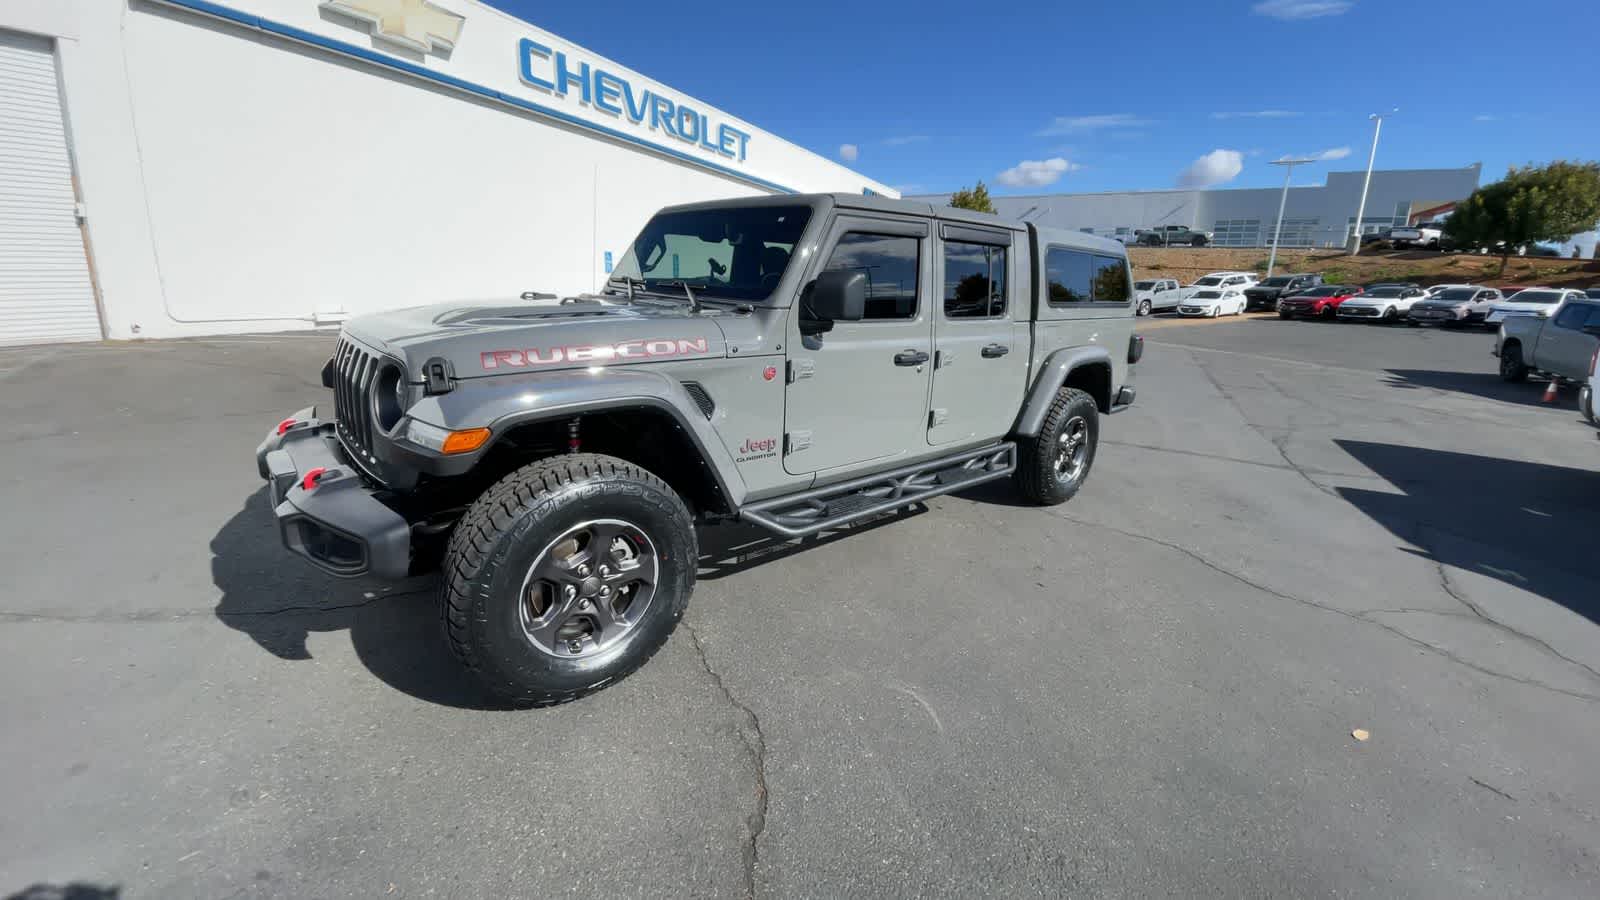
[1554,303,1590,330]
[821,233,920,320]
[943,241,1008,318]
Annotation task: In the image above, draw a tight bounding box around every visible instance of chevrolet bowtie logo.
[321,0,465,55]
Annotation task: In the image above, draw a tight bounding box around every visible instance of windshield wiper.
[605,275,644,302]
[653,280,703,313]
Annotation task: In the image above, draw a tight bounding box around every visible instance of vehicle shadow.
[211,489,516,710]
[1383,368,1568,408]
[212,489,931,707]
[1334,440,1600,625]
[4,885,120,900]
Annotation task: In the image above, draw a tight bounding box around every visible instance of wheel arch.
[1013,346,1115,437]
[413,368,748,515]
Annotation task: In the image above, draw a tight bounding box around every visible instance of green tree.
[947,181,996,214]
[1444,160,1600,264]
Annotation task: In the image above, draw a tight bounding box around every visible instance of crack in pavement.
[1187,349,1341,498]
[1046,511,1600,704]
[1100,437,1384,480]
[1416,527,1600,684]
[1468,776,1518,802]
[683,620,768,899]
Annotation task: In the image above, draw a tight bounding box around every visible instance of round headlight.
[373,364,407,432]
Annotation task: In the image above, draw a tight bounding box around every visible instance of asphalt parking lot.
[3,317,1598,899]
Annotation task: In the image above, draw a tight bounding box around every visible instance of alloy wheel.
[518,518,659,657]
[1054,416,1090,485]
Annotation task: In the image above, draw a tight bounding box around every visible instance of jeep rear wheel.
[1015,387,1099,505]
[442,453,695,706]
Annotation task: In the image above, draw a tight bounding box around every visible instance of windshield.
[1505,290,1563,304]
[610,205,812,302]
[1435,288,1478,301]
[1195,290,1222,299]
[1260,277,1293,287]
[1365,287,1405,298]
[1135,280,1156,289]
[1194,277,1222,287]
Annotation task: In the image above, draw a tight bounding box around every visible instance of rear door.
[782,214,934,474]
[927,225,1027,446]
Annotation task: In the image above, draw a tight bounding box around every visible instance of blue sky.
[485,0,1598,198]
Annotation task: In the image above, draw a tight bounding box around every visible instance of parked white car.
[1177,288,1248,318]
[1484,287,1587,325]
[1134,278,1182,316]
[1176,271,1257,302]
[1407,285,1503,326]
[1336,284,1428,322]
[1390,224,1443,248]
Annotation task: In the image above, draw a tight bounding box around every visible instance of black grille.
[332,337,380,458]
[682,382,715,419]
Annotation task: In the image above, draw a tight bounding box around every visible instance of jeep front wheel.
[1015,387,1099,505]
[442,453,696,706]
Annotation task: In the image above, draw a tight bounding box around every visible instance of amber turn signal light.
[440,427,492,455]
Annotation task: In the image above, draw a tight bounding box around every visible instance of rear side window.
[1045,248,1091,304]
[823,233,919,320]
[943,241,1008,318]
[1091,255,1131,303]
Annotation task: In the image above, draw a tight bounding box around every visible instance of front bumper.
[1409,308,1464,322]
[1177,305,1216,316]
[255,407,412,579]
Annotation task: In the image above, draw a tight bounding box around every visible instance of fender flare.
[1012,345,1114,437]
[406,367,749,506]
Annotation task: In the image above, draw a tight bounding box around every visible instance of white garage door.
[0,29,100,346]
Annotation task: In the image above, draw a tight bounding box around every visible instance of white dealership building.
[0,0,893,345]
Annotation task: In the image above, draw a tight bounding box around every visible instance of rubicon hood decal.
[480,337,712,370]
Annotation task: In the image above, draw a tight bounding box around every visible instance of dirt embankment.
[1129,247,1600,291]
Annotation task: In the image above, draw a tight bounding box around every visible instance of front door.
[928,225,1028,445]
[1539,301,1600,377]
[782,214,934,475]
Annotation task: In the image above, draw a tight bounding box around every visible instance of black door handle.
[893,349,930,366]
[981,343,1010,358]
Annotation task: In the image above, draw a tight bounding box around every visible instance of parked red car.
[1277,284,1366,320]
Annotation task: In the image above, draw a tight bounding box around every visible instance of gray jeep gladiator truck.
[255,193,1140,705]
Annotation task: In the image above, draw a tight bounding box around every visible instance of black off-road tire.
[1498,343,1529,383]
[442,453,696,706]
[1015,387,1099,506]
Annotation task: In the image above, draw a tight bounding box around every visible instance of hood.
[342,296,734,379]
[1341,296,1392,307]
[1490,301,1556,312]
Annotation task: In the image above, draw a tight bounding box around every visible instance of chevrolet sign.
[517,39,751,163]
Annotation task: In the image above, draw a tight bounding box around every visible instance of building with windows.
[913,164,1482,250]
[0,0,892,346]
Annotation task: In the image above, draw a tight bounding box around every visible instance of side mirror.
[802,270,867,334]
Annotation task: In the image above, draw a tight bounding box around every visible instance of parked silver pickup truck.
[1494,296,1600,384]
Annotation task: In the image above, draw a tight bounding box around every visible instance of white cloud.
[882,135,929,146]
[1474,114,1497,122]
[838,144,859,162]
[1211,110,1303,119]
[1176,149,1244,188]
[1276,146,1351,162]
[1252,0,1355,19]
[1037,113,1150,136]
[995,158,1082,188]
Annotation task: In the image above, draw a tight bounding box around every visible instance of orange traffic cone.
[1541,380,1561,403]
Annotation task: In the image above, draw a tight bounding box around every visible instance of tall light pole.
[1266,157,1317,278]
[1350,109,1398,255]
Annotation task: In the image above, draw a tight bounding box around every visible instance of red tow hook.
[300,467,329,491]
[277,417,298,436]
